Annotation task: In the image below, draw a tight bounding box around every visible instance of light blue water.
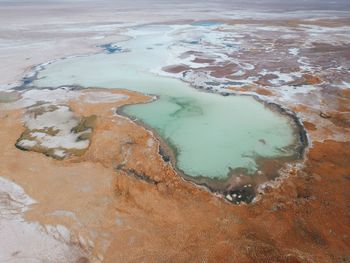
[33,25,299,179]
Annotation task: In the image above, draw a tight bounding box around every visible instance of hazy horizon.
[1,0,350,12]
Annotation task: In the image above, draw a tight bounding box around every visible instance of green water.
[33,25,298,179]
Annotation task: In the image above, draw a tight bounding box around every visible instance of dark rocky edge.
[115,164,159,185]
[11,37,309,205]
[116,90,308,204]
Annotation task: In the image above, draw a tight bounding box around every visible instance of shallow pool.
[33,24,299,180]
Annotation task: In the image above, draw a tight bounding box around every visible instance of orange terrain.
[0,86,349,262]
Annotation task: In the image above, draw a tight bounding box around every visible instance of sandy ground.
[1,1,350,262]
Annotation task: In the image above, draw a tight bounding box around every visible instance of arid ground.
[0,1,349,262]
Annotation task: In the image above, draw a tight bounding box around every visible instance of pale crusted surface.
[0,176,85,263]
[0,1,350,262]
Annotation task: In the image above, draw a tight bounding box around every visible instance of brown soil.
[192,57,216,64]
[288,74,322,86]
[228,85,275,96]
[256,88,274,96]
[303,121,317,131]
[1,87,349,262]
[162,64,191,73]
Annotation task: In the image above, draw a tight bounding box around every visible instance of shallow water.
[33,25,299,180]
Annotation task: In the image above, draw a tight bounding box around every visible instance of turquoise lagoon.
[33,25,300,181]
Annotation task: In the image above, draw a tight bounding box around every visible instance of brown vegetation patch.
[303,121,317,131]
[289,73,322,86]
[162,64,190,73]
[256,88,274,96]
[192,57,215,64]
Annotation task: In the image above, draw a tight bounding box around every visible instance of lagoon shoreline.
[1,3,349,261]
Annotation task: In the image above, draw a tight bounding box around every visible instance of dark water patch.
[159,146,171,162]
[23,75,35,86]
[225,43,238,48]
[100,43,124,54]
[15,56,87,91]
[182,40,201,45]
[225,80,245,86]
[205,81,220,86]
[17,71,40,90]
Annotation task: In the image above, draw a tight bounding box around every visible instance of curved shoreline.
[116,88,308,204]
[10,29,309,204]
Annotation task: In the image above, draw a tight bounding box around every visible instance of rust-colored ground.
[0,87,349,262]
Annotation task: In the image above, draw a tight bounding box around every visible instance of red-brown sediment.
[228,85,275,96]
[162,64,191,74]
[1,86,349,262]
